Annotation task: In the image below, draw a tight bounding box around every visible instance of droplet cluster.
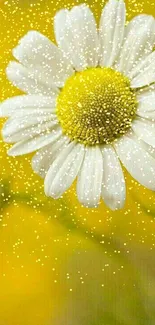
[57,67,137,146]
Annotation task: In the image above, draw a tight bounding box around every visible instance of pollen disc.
[56,67,137,146]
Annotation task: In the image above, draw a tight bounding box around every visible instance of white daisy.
[1,0,155,210]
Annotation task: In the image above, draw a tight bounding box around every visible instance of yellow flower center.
[56,67,137,146]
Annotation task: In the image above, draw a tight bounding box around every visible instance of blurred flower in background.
[0,0,155,325]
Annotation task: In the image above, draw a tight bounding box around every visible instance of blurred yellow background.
[0,0,155,324]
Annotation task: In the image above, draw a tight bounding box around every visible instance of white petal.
[99,0,126,67]
[131,51,155,88]
[125,14,152,35]
[130,51,155,80]
[136,94,155,119]
[114,134,155,190]
[2,117,57,143]
[44,142,85,198]
[32,135,69,178]
[116,15,155,75]
[77,146,103,208]
[8,127,62,156]
[136,90,155,120]
[137,139,155,159]
[101,145,126,210]
[6,61,59,96]
[0,95,56,117]
[136,93,155,114]
[54,4,99,71]
[136,84,155,99]
[13,31,73,88]
[131,118,155,148]
[137,111,155,120]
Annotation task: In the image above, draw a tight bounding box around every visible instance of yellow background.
[0,0,155,324]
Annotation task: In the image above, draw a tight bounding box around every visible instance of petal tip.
[78,197,100,209]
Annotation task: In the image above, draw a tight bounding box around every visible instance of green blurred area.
[0,179,155,325]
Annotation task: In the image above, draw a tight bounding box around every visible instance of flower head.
[1,0,155,210]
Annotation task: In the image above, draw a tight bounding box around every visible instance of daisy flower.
[1,0,155,210]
